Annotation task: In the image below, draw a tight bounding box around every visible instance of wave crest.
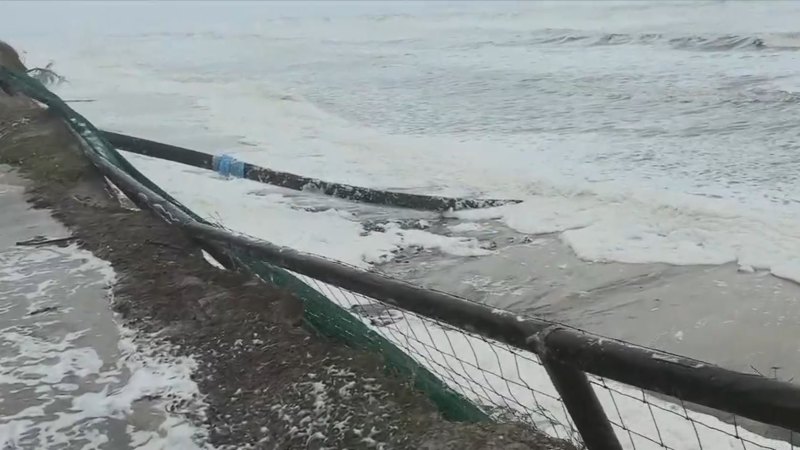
[475,31,800,51]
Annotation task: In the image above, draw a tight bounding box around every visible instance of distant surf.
[466,31,800,51]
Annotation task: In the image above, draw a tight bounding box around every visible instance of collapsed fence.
[101,130,520,212]
[4,66,800,450]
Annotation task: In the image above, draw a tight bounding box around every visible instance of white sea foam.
[0,241,210,449]
[452,186,800,282]
[121,152,491,267]
[47,53,800,287]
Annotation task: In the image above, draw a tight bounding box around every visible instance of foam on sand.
[0,238,211,449]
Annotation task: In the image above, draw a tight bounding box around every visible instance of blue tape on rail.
[212,154,245,178]
[230,159,245,178]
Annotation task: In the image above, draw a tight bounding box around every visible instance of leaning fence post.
[534,328,623,450]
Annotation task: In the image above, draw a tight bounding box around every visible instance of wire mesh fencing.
[590,376,797,450]
[287,269,581,444]
[249,260,799,450]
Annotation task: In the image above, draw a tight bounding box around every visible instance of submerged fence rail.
[102,130,521,212]
[4,66,800,450]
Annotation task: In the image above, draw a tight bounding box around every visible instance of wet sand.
[383,221,800,380]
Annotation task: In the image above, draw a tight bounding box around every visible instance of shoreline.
[0,71,571,449]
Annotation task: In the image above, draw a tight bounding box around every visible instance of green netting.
[0,67,488,422]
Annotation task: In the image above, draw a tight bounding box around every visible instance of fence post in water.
[536,328,623,450]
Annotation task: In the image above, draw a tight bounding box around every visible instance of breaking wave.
[473,31,800,52]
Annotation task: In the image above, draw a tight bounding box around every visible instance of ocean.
[7,0,800,350]
[5,1,800,448]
